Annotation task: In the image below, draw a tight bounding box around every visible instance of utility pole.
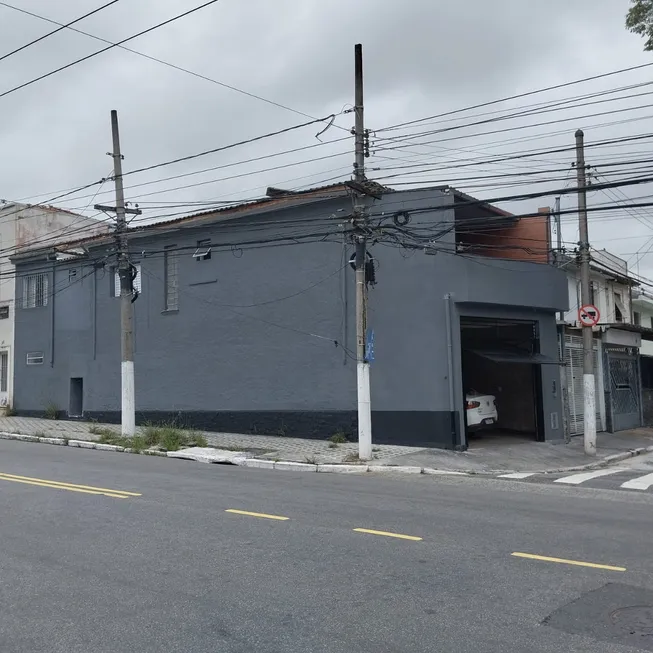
[353,43,372,461]
[554,195,562,265]
[553,195,571,443]
[95,110,141,436]
[575,129,596,455]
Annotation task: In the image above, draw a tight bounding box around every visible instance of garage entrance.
[460,317,548,444]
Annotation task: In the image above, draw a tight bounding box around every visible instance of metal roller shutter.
[565,334,603,435]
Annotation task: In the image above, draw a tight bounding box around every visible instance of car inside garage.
[460,317,548,443]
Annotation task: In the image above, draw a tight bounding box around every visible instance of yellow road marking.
[511,552,626,572]
[0,472,140,498]
[0,475,129,498]
[353,528,423,541]
[225,509,289,521]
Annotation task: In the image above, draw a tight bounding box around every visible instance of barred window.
[22,274,49,308]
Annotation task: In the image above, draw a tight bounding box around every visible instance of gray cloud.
[1,0,652,278]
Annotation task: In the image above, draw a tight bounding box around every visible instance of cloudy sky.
[1,0,653,279]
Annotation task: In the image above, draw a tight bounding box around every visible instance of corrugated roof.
[11,180,515,261]
[11,181,366,260]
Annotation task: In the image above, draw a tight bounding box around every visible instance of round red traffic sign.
[578,304,600,327]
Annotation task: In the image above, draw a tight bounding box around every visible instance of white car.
[465,392,498,431]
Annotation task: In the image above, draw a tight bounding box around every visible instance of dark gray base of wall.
[18,409,462,449]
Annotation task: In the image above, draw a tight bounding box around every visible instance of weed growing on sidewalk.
[44,402,60,420]
[328,432,349,444]
[142,423,207,451]
[97,431,147,453]
[89,425,117,437]
[342,453,361,463]
[3,404,16,417]
[93,422,207,453]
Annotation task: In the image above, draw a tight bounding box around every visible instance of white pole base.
[121,360,135,437]
[357,361,372,460]
[583,373,596,456]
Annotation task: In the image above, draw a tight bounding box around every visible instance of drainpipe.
[50,260,55,367]
[444,293,460,448]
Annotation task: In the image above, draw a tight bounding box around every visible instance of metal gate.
[565,334,603,435]
[607,348,641,432]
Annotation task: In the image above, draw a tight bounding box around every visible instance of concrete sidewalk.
[2,415,652,473]
[0,416,421,464]
[377,429,653,473]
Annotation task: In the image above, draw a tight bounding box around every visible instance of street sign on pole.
[578,304,600,327]
[365,328,375,363]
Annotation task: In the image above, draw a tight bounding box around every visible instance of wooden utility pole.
[353,44,372,460]
[575,129,596,455]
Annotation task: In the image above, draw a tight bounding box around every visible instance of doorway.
[460,317,545,445]
[69,378,83,417]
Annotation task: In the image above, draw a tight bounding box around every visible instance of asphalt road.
[1,440,653,652]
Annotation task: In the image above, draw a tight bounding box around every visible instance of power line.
[0,0,120,63]
[0,1,350,131]
[0,0,222,101]
[377,60,653,133]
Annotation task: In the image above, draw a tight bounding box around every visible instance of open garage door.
[460,317,546,443]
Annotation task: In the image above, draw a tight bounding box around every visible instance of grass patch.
[327,442,339,449]
[92,422,207,453]
[97,431,147,452]
[304,455,318,464]
[89,425,118,437]
[142,423,207,451]
[328,432,349,444]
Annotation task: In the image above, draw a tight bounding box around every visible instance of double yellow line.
[0,472,141,499]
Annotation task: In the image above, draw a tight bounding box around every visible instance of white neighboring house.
[632,289,653,348]
[632,289,653,426]
[563,249,633,327]
[561,249,641,436]
[0,201,106,409]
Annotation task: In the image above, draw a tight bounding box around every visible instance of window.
[614,292,625,323]
[634,311,641,326]
[193,239,212,261]
[114,264,142,297]
[26,352,44,365]
[0,306,9,320]
[164,247,179,311]
[68,268,77,282]
[22,273,49,308]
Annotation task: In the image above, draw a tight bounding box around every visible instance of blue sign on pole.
[365,328,375,363]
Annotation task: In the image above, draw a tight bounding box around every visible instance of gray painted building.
[12,184,568,449]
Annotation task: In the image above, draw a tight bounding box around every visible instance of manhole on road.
[610,606,653,638]
[543,584,653,651]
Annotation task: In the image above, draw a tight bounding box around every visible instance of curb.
[1,430,650,478]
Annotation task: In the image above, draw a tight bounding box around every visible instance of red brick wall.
[462,208,551,263]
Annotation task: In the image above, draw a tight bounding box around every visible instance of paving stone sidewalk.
[3,416,653,473]
[0,416,423,464]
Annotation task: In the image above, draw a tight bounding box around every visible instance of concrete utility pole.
[353,43,372,461]
[575,129,596,455]
[96,111,141,436]
[554,195,562,264]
